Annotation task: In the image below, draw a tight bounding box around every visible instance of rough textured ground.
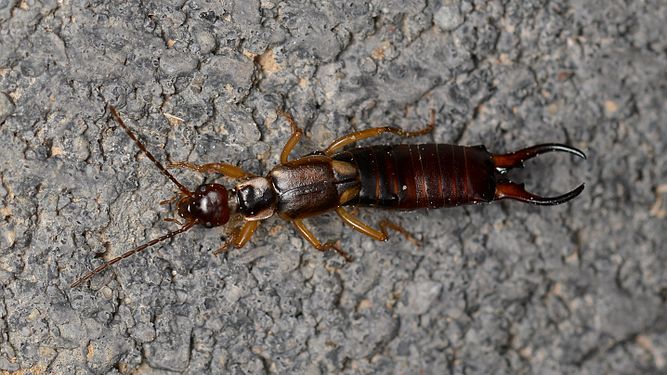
[0,0,666,374]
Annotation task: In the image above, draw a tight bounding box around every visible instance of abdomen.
[332,144,496,209]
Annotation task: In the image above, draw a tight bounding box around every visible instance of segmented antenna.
[71,107,197,288]
[108,106,191,196]
[71,221,196,287]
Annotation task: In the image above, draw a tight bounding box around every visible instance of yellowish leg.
[163,217,183,225]
[324,109,436,155]
[377,219,421,246]
[168,161,253,179]
[159,194,182,212]
[159,195,180,206]
[276,110,304,163]
[214,221,260,255]
[292,219,352,261]
[336,207,420,246]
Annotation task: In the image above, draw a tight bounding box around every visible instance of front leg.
[214,221,260,255]
[168,162,253,180]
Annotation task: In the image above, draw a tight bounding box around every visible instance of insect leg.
[276,110,304,163]
[324,109,436,155]
[292,219,352,261]
[168,162,253,179]
[214,221,260,255]
[335,208,420,245]
[232,221,259,248]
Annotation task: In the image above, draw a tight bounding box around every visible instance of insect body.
[71,107,585,287]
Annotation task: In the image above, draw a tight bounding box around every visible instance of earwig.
[70,106,586,287]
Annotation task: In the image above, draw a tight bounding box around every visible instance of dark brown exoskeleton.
[71,107,585,287]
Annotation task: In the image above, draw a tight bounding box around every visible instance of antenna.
[71,106,198,287]
[108,106,191,196]
[71,221,196,287]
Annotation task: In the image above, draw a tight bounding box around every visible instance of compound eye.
[195,185,209,194]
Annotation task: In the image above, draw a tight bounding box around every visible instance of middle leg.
[292,219,352,261]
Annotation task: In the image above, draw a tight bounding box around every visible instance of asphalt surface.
[0,1,666,374]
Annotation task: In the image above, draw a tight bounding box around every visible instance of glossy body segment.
[269,155,359,219]
[333,144,496,209]
[71,107,585,288]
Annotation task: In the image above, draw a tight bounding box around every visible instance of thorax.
[232,155,360,221]
[273,155,363,218]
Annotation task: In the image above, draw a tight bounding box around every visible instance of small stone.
[0,92,15,123]
[359,56,377,74]
[434,1,464,31]
[197,31,217,54]
[159,49,198,77]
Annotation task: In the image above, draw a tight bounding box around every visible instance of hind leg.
[335,208,420,245]
[324,109,436,155]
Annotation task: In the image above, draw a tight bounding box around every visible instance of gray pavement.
[0,0,665,374]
